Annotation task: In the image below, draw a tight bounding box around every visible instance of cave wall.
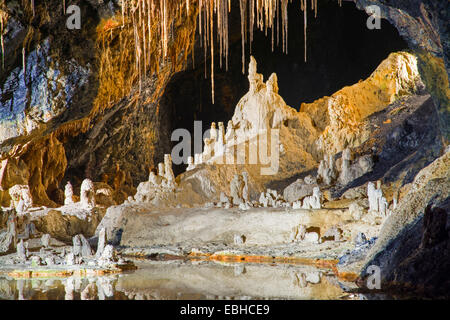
[0,0,448,206]
[0,0,198,205]
[353,0,450,144]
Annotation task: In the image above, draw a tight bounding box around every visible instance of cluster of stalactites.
[117,0,343,103]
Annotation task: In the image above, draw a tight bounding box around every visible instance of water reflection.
[0,259,359,300]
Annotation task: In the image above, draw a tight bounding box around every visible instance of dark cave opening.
[161,0,409,175]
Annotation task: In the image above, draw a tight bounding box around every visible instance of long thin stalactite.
[100,1,343,104]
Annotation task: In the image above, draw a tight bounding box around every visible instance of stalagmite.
[80,179,96,209]
[158,162,165,178]
[64,182,75,205]
[230,174,245,205]
[8,185,33,214]
[214,122,225,156]
[210,122,218,142]
[367,182,378,212]
[164,154,176,188]
[96,228,107,258]
[225,120,235,144]
[194,153,203,165]
[186,156,195,171]
[318,154,336,185]
[242,171,249,202]
[339,148,351,184]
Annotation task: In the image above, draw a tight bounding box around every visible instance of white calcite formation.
[200,56,298,166]
[186,156,195,171]
[64,182,75,205]
[339,148,352,185]
[349,202,365,220]
[304,232,320,244]
[8,185,33,214]
[234,234,245,245]
[318,154,337,185]
[158,162,165,178]
[80,179,96,209]
[292,200,302,209]
[194,153,203,166]
[230,174,245,205]
[164,154,176,189]
[134,154,178,204]
[289,225,307,242]
[96,227,107,258]
[214,122,226,157]
[259,189,285,208]
[283,177,319,203]
[302,187,322,209]
[16,239,27,261]
[367,181,390,216]
[41,234,51,248]
[338,148,374,185]
[98,244,117,267]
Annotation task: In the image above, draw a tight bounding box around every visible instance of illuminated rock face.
[231,56,299,139]
[301,52,422,156]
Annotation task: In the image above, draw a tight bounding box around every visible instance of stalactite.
[110,0,343,104]
[0,12,4,70]
[22,47,26,79]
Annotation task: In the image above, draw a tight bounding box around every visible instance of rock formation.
[80,179,96,209]
[64,182,75,205]
[8,185,33,214]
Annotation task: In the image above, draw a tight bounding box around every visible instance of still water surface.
[0,259,362,300]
